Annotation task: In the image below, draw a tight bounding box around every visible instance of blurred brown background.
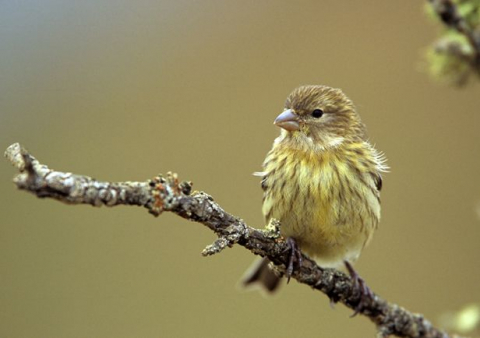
[1,1,480,337]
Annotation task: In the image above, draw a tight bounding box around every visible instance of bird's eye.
[311,109,323,118]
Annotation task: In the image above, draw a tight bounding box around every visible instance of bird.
[242,85,387,304]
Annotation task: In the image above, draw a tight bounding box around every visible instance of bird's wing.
[253,171,268,192]
[373,173,383,191]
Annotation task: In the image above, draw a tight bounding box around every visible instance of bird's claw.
[345,260,373,316]
[284,237,303,283]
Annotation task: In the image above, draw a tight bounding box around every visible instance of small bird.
[243,85,387,299]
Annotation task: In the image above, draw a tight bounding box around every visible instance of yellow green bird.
[243,85,388,301]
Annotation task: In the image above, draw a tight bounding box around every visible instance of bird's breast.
[261,144,380,264]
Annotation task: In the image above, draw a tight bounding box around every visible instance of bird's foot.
[283,237,303,283]
[344,261,374,316]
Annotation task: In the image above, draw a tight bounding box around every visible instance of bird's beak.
[274,109,300,131]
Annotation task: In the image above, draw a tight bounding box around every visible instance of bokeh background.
[1,1,480,337]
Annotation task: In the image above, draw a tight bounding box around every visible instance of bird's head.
[274,85,367,151]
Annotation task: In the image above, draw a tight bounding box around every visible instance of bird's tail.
[240,257,282,294]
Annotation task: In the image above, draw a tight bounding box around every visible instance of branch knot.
[202,220,249,256]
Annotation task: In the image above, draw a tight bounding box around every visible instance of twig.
[4,143,459,338]
[429,0,480,64]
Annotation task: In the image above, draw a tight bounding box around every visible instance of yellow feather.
[262,141,381,268]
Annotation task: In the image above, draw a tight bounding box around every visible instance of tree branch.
[425,0,480,85]
[429,0,480,62]
[4,143,459,338]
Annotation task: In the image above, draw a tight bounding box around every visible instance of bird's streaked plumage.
[243,85,387,293]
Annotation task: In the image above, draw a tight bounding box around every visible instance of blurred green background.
[1,1,480,337]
